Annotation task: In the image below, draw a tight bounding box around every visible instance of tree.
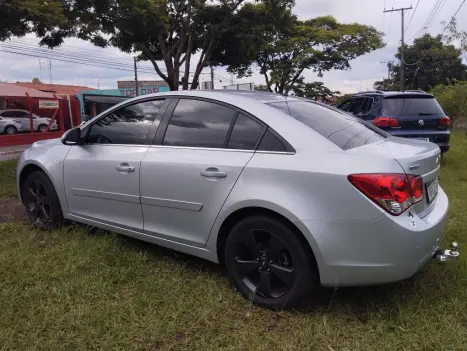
[376,34,467,91]
[211,4,384,94]
[293,81,340,102]
[0,0,69,42]
[443,19,467,58]
[2,0,262,91]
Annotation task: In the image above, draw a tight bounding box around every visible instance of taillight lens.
[348,174,424,215]
[440,116,451,127]
[373,117,400,128]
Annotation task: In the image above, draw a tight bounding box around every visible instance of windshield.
[267,100,387,150]
[382,96,445,117]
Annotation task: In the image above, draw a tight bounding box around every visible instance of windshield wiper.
[418,113,435,116]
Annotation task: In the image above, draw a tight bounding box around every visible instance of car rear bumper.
[301,186,450,287]
[388,130,450,151]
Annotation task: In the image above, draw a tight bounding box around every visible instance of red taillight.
[373,117,400,128]
[348,174,424,215]
[440,116,451,127]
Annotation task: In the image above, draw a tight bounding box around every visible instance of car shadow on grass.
[77,222,456,320]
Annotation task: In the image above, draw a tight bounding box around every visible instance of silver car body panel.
[17,90,449,287]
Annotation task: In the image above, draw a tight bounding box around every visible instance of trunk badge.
[418,119,425,126]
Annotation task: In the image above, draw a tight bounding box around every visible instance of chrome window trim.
[149,145,255,153]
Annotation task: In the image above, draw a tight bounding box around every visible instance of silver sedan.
[16,90,459,309]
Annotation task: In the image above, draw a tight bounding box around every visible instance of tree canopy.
[2,0,385,93]
[292,81,340,102]
[374,34,467,91]
[0,0,70,42]
[210,3,384,94]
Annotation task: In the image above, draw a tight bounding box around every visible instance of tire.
[37,124,48,133]
[22,171,63,229]
[4,125,17,135]
[224,215,317,309]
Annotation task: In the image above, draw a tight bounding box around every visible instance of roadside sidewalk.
[0,144,30,161]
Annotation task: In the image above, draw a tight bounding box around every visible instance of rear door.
[140,98,265,247]
[381,95,446,134]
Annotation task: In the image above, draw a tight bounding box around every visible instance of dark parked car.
[337,91,451,153]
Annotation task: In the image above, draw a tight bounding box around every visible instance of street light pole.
[134,56,139,96]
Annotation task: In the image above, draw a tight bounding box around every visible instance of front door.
[140,98,266,247]
[64,98,167,232]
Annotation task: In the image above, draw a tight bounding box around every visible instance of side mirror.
[61,128,81,145]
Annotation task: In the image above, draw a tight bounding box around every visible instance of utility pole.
[384,6,412,91]
[210,66,215,90]
[134,56,139,96]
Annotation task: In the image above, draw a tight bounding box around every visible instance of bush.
[431,82,467,126]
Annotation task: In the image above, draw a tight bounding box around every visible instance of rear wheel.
[22,171,63,229]
[4,125,17,135]
[225,216,317,309]
[37,124,48,133]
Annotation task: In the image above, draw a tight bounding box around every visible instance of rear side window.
[382,96,445,117]
[227,113,264,150]
[257,130,288,152]
[268,100,386,150]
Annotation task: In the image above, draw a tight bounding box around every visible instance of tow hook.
[435,242,460,263]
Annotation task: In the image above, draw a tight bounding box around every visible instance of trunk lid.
[349,137,441,216]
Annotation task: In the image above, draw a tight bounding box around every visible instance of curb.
[0,149,25,156]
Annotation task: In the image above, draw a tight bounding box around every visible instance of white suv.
[0,109,58,132]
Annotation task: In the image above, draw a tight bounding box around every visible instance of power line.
[404,0,466,66]
[388,0,396,33]
[425,0,449,29]
[406,0,420,31]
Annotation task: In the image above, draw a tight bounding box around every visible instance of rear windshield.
[267,100,387,150]
[382,95,445,117]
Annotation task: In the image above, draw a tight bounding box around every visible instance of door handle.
[200,168,227,178]
[116,163,135,172]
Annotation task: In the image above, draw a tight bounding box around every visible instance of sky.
[0,0,466,94]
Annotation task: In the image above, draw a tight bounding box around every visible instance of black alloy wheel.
[38,124,48,133]
[225,216,317,309]
[22,171,63,229]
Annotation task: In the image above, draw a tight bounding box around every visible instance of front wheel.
[4,125,17,135]
[22,171,63,229]
[224,216,317,309]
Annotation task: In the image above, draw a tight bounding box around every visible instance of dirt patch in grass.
[0,198,26,223]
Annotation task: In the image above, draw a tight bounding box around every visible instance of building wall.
[76,86,170,119]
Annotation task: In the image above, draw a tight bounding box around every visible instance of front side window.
[227,114,264,150]
[163,99,236,148]
[87,99,164,144]
[2,111,26,118]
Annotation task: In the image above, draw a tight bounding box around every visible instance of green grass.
[0,158,17,199]
[1,133,467,350]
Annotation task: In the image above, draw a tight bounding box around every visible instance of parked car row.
[0,109,58,134]
[336,90,451,153]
